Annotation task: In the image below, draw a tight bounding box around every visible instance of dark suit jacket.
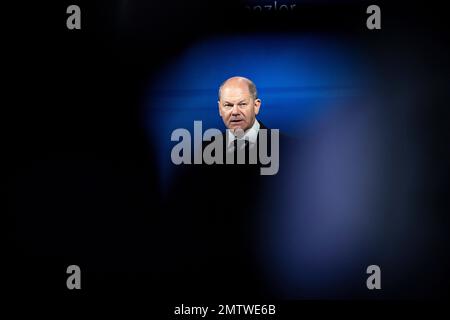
[164,121,296,299]
[201,121,276,171]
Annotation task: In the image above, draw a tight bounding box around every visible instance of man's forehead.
[220,89,251,101]
[221,95,251,103]
[222,82,249,92]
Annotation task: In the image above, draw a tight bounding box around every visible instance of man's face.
[218,81,261,132]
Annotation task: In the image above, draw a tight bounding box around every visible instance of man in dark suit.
[192,77,281,295]
[166,77,285,299]
[201,76,279,176]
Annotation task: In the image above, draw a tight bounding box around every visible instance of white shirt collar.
[227,119,260,148]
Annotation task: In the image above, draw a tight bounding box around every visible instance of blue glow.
[143,34,367,190]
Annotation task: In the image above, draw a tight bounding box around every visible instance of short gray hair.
[218,76,258,100]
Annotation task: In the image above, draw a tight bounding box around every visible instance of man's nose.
[231,104,240,115]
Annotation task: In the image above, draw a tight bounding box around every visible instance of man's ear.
[254,99,261,115]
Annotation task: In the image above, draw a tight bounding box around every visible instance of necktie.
[228,139,247,152]
[234,139,250,164]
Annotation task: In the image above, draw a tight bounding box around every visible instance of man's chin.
[228,127,247,139]
[229,126,244,134]
[228,122,246,131]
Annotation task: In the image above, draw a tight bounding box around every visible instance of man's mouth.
[230,119,243,124]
